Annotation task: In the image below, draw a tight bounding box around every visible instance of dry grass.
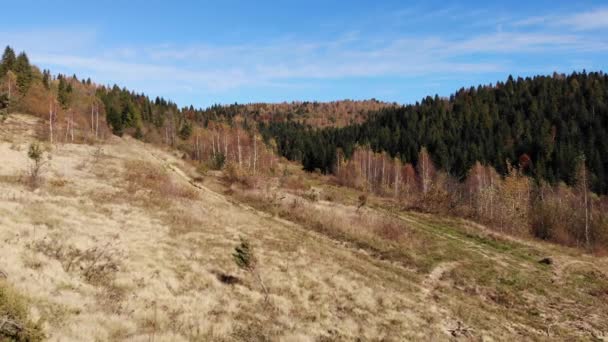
[124,160,198,201]
[234,187,438,272]
[32,237,123,286]
[1,115,607,341]
[0,280,45,341]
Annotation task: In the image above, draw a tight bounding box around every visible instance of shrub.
[26,142,47,189]
[209,153,225,170]
[375,219,406,241]
[0,280,45,341]
[223,163,256,189]
[233,237,268,301]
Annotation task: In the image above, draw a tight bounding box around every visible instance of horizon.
[2,1,608,108]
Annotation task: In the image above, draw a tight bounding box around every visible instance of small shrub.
[33,238,122,286]
[233,237,268,301]
[26,142,48,189]
[375,219,406,241]
[195,163,208,176]
[0,280,45,341]
[357,193,368,212]
[224,163,256,189]
[303,188,320,202]
[209,153,225,170]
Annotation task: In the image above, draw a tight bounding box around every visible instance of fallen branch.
[448,321,474,337]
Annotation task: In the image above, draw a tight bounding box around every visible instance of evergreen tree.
[14,52,32,94]
[42,69,51,89]
[259,72,608,194]
[0,46,16,76]
[57,77,72,108]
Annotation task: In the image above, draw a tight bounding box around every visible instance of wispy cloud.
[27,28,604,95]
[3,6,606,105]
[513,7,608,31]
[559,8,608,30]
[0,28,97,53]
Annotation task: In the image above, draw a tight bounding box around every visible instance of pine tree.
[57,77,72,109]
[0,46,16,76]
[42,69,51,89]
[14,52,33,94]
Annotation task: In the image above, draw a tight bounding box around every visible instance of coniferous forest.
[259,72,608,194]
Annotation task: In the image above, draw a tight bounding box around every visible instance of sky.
[1,0,608,108]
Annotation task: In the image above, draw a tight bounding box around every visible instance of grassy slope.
[0,114,607,341]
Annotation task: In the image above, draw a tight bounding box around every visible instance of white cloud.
[559,8,608,30]
[6,6,606,105]
[27,27,605,97]
[512,8,608,31]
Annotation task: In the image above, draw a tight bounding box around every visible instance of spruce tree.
[0,46,16,76]
[14,52,32,94]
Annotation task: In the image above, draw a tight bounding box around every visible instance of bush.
[0,280,45,341]
[26,142,47,189]
[223,163,256,189]
[233,237,268,301]
[209,153,225,170]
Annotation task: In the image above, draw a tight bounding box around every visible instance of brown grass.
[32,237,122,286]
[124,160,198,201]
[234,188,432,271]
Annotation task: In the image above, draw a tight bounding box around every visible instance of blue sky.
[1,0,607,108]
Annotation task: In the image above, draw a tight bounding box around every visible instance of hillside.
[198,100,397,128]
[261,72,608,193]
[1,45,608,340]
[1,114,608,340]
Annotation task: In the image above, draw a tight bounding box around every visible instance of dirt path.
[421,262,460,298]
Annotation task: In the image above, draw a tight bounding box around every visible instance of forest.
[1,45,607,250]
[259,72,608,194]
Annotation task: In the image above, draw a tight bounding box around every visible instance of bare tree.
[48,101,57,144]
[253,134,258,174]
[6,71,16,115]
[417,147,435,195]
[576,156,591,248]
[237,129,242,167]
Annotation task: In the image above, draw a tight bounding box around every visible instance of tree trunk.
[583,166,590,248]
[253,270,269,302]
[70,112,74,142]
[253,135,258,175]
[49,102,53,144]
[95,104,99,139]
[91,104,95,134]
[212,134,216,157]
[237,131,242,167]
[224,134,228,161]
[7,79,10,115]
